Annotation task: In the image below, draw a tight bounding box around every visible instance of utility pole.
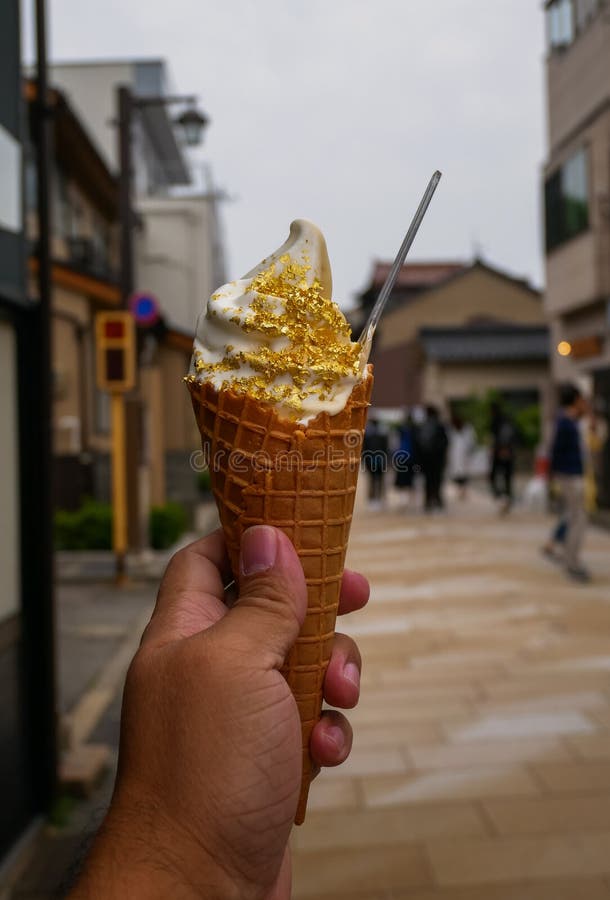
[30,0,58,815]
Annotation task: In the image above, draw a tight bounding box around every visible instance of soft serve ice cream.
[190,220,363,423]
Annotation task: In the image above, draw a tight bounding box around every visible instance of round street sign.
[129,292,161,327]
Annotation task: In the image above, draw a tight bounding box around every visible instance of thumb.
[221,526,307,667]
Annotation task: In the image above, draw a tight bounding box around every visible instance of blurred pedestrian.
[363,417,388,511]
[583,406,607,513]
[394,411,416,508]
[416,405,448,512]
[489,401,517,513]
[448,414,476,500]
[543,384,590,582]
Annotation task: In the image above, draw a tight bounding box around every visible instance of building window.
[547,0,575,50]
[547,0,605,48]
[545,148,589,252]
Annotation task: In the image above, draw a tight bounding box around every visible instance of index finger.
[337,569,370,616]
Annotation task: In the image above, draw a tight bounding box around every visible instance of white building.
[137,190,226,335]
[50,59,226,331]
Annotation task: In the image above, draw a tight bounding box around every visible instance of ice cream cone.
[187,366,372,823]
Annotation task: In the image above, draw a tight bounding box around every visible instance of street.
[291,487,610,898]
[11,488,610,898]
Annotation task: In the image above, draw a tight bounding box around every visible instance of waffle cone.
[187,367,372,823]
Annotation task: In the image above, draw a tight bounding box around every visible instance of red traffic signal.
[95,312,136,393]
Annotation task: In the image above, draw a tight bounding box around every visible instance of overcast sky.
[26,0,547,309]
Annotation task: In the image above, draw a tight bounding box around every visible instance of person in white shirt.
[448,414,476,500]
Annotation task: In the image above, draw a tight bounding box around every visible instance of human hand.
[71,526,368,900]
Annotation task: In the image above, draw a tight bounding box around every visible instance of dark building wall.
[370,339,424,408]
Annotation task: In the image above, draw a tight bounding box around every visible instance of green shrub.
[196,468,212,494]
[452,390,502,444]
[55,499,112,550]
[514,404,541,449]
[149,502,188,550]
[453,392,541,449]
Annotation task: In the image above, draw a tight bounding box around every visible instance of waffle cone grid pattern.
[188,372,372,823]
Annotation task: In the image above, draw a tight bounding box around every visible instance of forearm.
[68,801,242,900]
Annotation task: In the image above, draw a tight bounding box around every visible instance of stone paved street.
[291,487,610,899]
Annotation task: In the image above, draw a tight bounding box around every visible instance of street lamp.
[117,86,210,305]
[175,106,210,147]
[114,86,209,565]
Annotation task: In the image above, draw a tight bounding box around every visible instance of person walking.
[546,384,590,582]
[363,417,389,511]
[416,405,448,512]
[489,401,517,513]
[448,414,476,500]
[394,412,416,508]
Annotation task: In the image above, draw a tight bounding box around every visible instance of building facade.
[25,81,122,511]
[543,0,610,509]
[50,60,225,525]
[50,59,191,194]
[358,260,548,416]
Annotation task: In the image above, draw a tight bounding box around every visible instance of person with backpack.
[393,411,416,508]
[489,401,517,513]
[415,405,449,512]
[363,417,389,510]
[545,383,590,582]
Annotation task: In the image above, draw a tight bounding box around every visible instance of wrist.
[69,793,243,900]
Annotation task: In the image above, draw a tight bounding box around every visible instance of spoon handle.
[359,170,442,365]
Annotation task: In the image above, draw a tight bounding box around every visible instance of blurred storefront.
[25,80,121,511]
[24,72,208,540]
[543,0,610,511]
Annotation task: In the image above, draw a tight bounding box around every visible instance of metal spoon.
[358,170,442,368]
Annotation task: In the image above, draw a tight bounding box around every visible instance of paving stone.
[362,766,540,807]
[353,722,444,748]
[328,745,408,779]
[446,711,596,742]
[349,699,473,726]
[567,733,610,760]
[387,880,610,899]
[483,793,610,835]
[408,738,571,770]
[292,804,487,853]
[291,843,432,896]
[427,832,610,885]
[531,760,610,792]
[306,778,360,813]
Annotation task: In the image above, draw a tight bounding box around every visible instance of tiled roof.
[419,324,549,363]
[368,261,467,290]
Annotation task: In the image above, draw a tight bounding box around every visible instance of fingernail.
[343,662,360,690]
[325,725,345,752]
[240,526,278,576]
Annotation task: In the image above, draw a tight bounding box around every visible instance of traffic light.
[95,312,136,393]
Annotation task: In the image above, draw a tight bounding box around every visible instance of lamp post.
[30,0,58,819]
[116,87,209,306]
[113,87,208,569]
